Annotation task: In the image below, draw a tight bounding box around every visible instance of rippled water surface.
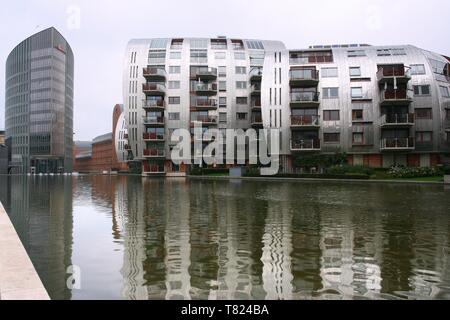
[0,176,449,300]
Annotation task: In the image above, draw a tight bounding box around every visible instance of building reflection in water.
[1,176,449,300]
[0,176,73,300]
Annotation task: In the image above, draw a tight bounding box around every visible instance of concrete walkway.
[0,201,50,300]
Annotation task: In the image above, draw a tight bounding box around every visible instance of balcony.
[380,113,415,128]
[142,99,165,110]
[143,149,166,158]
[380,89,413,106]
[251,100,262,111]
[194,67,218,81]
[191,115,218,126]
[290,92,320,108]
[143,132,165,141]
[380,138,415,151]
[143,67,166,81]
[290,115,320,129]
[289,69,319,87]
[143,116,165,126]
[377,65,411,85]
[251,84,261,96]
[191,99,217,110]
[143,83,166,96]
[251,115,263,126]
[250,67,263,81]
[193,83,218,96]
[291,139,321,152]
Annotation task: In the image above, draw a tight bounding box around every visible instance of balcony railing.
[251,99,262,109]
[143,83,166,95]
[291,115,320,127]
[380,137,415,150]
[143,132,165,141]
[377,65,411,83]
[380,89,412,105]
[193,67,218,79]
[381,113,415,126]
[289,69,319,86]
[143,116,165,125]
[142,99,165,109]
[251,115,263,125]
[143,149,166,157]
[143,67,166,79]
[290,92,320,106]
[193,83,218,94]
[192,99,217,109]
[291,139,321,151]
[191,115,218,124]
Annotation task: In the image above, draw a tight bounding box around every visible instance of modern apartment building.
[5,27,74,174]
[123,37,450,175]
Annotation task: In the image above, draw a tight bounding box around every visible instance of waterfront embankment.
[0,201,50,300]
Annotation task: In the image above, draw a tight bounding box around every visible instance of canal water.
[0,175,449,300]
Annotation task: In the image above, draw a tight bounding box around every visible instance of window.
[324,133,340,143]
[351,87,363,98]
[250,52,265,66]
[219,97,227,106]
[353,132,364,144]
[322,67,338,78]
[190,49,207,63]
[148,50,166,64]
[170,39,183,50]
[219,81,227,91]
[377,48,406,56]
[416,131,432,143]
[190,39,208,48]
[411,64,426,75]
[215,52,226,59]
[323,110,340,121]
[415,108,432,119]
[348,50,366,57]
[169,66,180,74]
[150,39,168,49]
[231,39,244,50]
[352,110,363,121]
[168,97,180,104]
[169,112,180,120]
[168,81,180,89]
[211,39,227,50]
[219,113,227,122]
[170,51,181,59]
[236,81,247,89]
[236,97,248,105]
[235,66,247,74]
[236,112,247,120]
[323,87,339,99]
[246,41,264,50]
[350,67,361,77]
[440,86,450,97]
[234,52,246,60]
[413,85,431,96]
[218,66,226,77]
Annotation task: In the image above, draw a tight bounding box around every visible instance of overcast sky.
[1,0,449,141]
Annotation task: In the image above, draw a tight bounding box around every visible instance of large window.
[347,50,366,57]
[190,49,207,63]
[440,86,450,98]
[170,51,181,59]
[323,110,340,121]
[236,112,247,120]
[349,67,361,77]
[353,132,364,144]
[352,110,363,121]
[377,48,406,56]
[169,66,180,74]
[215,52,226,60]
[323,87,339,99]
[168,81,180,89]
[236,97,248,105]
[236,81,247,89]
[415,108,432,119]
[411,64,426,75]
[168,112,180,120]
[234,52,246,60]
[323,133,340,143]
[413,85,431,96]
[235,66,247,74]
[219,81,227,91]
[168,97,180,104]
[148,50,166,64]
[351,87,363,99]
[416,131,432,143]
[321,67,338,78]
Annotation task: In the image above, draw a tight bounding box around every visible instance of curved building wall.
[5,27,74,173]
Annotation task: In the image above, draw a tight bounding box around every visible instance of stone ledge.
[0,201,50,300]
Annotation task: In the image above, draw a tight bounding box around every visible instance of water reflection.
[0,176,449,300]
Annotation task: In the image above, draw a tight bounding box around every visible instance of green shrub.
[442,166,450,175]
[388,166,441,178]
[292,152,347,169]
[273,173,369,180]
